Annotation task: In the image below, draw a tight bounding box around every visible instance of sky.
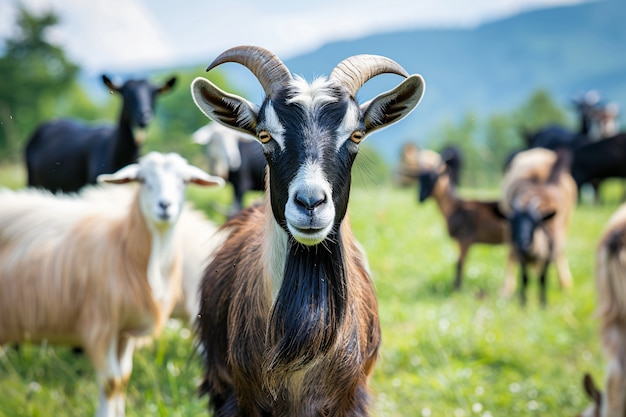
[0,0,588,74]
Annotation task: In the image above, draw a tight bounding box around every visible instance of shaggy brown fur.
[197,197,380,417]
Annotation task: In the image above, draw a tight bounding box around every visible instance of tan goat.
[0,152,223,417]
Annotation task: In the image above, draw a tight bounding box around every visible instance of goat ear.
[102,75,121,93]
[362,74,425,135]
[97,164,141,185]
[583,373,602,406]
[184,165,225,188]
[158,76,177,94]
[191,77,259,137]
[542,210,557,222]
[491,203,508,220]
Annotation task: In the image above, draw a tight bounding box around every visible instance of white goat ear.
[97,164,141,184]
[191,77,258,137]
[184,165,225,187]
[361,74,425,135]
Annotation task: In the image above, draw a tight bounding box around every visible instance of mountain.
[281,0,626,162]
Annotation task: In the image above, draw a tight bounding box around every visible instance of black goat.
[192,122,266,213]
[570,133,626,200]
[25,74,177,193]
[514,93,619,202]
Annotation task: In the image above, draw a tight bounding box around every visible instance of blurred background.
[0,0,623,189]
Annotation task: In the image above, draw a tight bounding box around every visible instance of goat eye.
[350,131,364,144]
[258,130,272,144]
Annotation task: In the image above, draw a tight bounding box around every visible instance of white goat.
[80,185,224,323]
[0,152,223,417]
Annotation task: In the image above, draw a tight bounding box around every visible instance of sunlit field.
[0,161,623,417]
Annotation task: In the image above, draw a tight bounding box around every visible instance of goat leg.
[454,242,470,290]
[539,260,550,308]
[519,262,529,307]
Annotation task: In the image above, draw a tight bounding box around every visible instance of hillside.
[282,0,625,162]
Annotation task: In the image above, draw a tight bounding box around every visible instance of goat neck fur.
[192,45,425,416]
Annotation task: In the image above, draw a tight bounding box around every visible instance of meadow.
[0,161,621,417]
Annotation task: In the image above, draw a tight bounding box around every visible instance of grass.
[0,162,623,416]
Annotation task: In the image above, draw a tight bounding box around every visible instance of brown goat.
[498,148,577,306]
[191,46,425,416]
[416,149,512,290]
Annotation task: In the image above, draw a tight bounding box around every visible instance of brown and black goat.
[498,148,577,306]
[190,46,425,416]
[416,149,512,290]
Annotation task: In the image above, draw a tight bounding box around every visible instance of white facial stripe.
[262,104,286,150]
[285,160,335,246]
[335,103,362,151]
[287,76,338,111]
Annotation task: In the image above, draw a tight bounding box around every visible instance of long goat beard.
[265,229,348,388]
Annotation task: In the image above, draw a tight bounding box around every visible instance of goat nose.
[158,200,171,210]
[295,190,327,211]
[138,110,153,127]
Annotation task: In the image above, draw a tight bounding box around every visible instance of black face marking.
[259,82,361,236]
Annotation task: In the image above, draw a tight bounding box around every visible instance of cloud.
[1,0,589,73]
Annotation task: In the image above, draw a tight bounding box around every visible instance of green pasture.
[0,161,623,417]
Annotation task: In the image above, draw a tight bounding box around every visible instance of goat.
[570,133,626,202]
[25,74,177,193]
[190,45,425,416]
[192,122,266,213]
[523,91,605,151]
[577,201,626,416]
[0,152,223,417]
[518,93,619,203]
[497,148,577,306]
[79,184,224,323]
[416,149,511,290]
[396,143,462,188]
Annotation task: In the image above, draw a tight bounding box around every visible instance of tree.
[511,88,570,134]
[0,7,79,159]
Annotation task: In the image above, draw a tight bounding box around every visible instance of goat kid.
[416,149,511,290]
[0,152,223,417]
[191,45,424,416]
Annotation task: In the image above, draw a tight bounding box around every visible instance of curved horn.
[206,45,292,97]
[330,55,410,97]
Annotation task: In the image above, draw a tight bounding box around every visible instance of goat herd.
[398,90,626,416]
[0,45,623,417]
